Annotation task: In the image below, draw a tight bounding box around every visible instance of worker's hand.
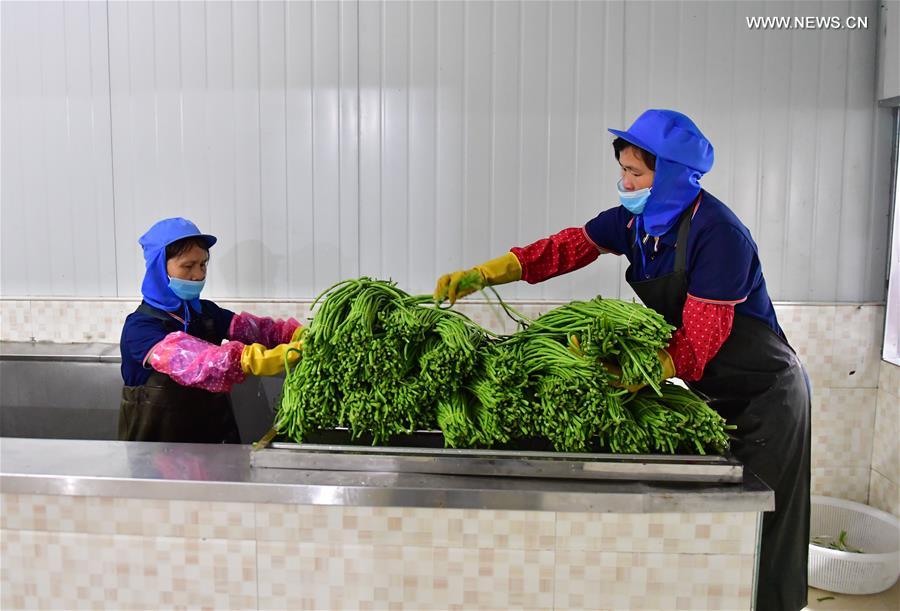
[601,359,645,392]
[240,340,303,377]
[433,252,523,304]
[229,312,302,348]
[658,348,676,380]
[145,331,247,393]
[603,349,676,392]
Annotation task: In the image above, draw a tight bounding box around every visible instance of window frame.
[883,110,900,365]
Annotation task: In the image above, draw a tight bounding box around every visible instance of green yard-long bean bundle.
[272,278,731,455]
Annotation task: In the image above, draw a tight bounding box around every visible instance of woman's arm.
[228,312,302,348]
[510,227,608,283]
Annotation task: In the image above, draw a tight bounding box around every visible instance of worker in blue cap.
[435,109,811,611]
[119,217,304,443]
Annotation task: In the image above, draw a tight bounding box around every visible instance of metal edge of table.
[251,444,744,484]
[0,438,774,513]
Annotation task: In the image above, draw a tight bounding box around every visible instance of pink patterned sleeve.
[510,227,603,284]
[667,297,735,382]
[146,332,247,393]
[228,312,301,348]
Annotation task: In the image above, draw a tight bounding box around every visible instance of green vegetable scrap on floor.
[273,277,733,455]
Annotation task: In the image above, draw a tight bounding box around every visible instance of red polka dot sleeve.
[667,296,735,382]
[510,227,605,284]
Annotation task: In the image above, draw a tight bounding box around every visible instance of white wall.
[1,0,894,302]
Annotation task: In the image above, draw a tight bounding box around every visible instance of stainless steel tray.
[251,442,743,484]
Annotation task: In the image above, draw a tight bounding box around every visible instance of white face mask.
[617,179,651,215]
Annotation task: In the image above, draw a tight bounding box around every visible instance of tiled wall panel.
[810,387,877,501]
[832,305,886,389]
[1,494,256,540]
[255,504,557,550]
[869,470,899,518]
[553,550,754,611]
[555,511,758,555]
[870,362,900,516]
[257,541,556,610]
[811,466,872,504]
[0,529,257,610]
[2,494,760,611]
[0,300,32,342]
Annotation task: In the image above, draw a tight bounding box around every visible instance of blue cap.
[139,217,217,258]
[608,109,714,173]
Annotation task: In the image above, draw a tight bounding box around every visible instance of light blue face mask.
[617,179,651,215]
[168,276,205,301]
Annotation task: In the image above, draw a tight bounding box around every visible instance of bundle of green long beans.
[514,296,676,393]
[275,278,485,444]
[273,277,732,455]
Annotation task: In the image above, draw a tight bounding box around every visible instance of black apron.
[117,302,241,444]
[627,204,811,611]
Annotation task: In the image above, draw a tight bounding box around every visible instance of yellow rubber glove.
[240,340,303,377]
[433,252,523,304]
[606,349,676,392]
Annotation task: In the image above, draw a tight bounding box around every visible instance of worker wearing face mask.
[118,217,304,443]
[434,109,811,611]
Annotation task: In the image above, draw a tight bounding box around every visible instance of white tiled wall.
[2,493,759,610]
[870,362,900,517]
[0,299,892,506]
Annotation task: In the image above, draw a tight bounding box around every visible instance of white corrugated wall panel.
[106,0,358,300]
[0,0,892,303]
[407,0,438,292]
[1,1,116,297]
[355,0,891,303]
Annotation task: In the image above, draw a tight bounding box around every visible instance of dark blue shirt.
[584,191,783,336]
[120,300,235,386]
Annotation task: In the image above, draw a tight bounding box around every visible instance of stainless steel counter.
[0,341,121,362]
[0,341,282,443]
[1,437,774,513]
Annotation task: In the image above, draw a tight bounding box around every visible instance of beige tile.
[872,390,900,485]
[811,467,870,503]
[777,304,835,390]
[868,471,900,518]
[0,494,256,540]
[27,300,134,343]
[832,306,885,388]
[811,388,877,470]
[254,504,556,550]
[554,550,754,610]
[555,512,758,555]
[0,299,33,342]
[257,540,555,610]
[879,361,900,397]
[0,528,257,610]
